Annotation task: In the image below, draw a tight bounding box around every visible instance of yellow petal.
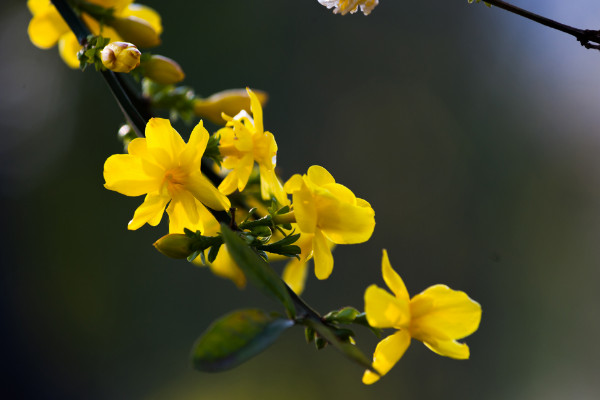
[381,249,409,301]
[186,171,231,211]
[410,284,482,342]
[121,4,163,35]
[206,244,247,288]
[28,8,69,49]
[28,0,52,15]
[125,138,165,181]
[247,88,263,134]
[218,169,239,196]
[356,197,371,208]
[364,284,410,329]
[128,193,169,230]
[319,182,356,204]
[145,118,185,166]
[180,120,209,167]
[103,154,158,196]
[312,230,333,280]
[306,165,335,186]
[282,257,309,295]
[172,191,200,226]
[283,174,304,193]
[167,198,197,234]
[423,339,470,360]
[58,33,81,68]
[315,191,375,244]
[259,165,288,206]
[234,154,254,192]
[291,182,317,234]
[362,330,411,385]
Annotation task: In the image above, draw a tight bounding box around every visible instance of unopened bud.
[101,41,141,73]
[193,89,268,125]
[141,55,185,84]
[108,16,161,48]
[153,234,195,259]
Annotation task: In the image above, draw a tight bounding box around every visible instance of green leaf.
[221,224,296,318]
[192,309,294,372]
[303,317,377,374]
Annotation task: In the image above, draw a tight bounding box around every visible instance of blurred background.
[2,0,600,398]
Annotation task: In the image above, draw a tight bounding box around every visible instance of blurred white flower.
[317,0,379,16]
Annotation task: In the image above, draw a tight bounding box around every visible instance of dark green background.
[2,1,600,398]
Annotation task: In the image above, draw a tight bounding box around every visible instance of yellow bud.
[140,55,185,84]
[108,16,161,48]
[193,89,269,125]
[101,41,141,73]
[153,234,195,259]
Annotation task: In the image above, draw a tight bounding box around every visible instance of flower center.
[163,167,187,197]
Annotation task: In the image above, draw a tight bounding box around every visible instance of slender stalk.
[51,0,148,136]
[481,0,600,50]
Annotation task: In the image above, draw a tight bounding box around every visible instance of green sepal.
[192,309,294,372]
[304,326,315,343]
[221,224,296,318]
[323,306,361,324]
[187,250,201,263]
[315,336,327,350]
[255,233,301,259]
[207,242,222,263]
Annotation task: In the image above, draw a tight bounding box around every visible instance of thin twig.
[481,0,600,50]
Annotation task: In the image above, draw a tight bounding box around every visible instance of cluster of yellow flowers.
[103,87,481,382]
[29,0,481,385]
[27,0,162,68]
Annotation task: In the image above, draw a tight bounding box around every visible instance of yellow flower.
[216,88,286,206]
[317,0,379,16]
[27,0,161,68]
[283,165,375,281]
[362,250,482,384]
[103,118,230,231]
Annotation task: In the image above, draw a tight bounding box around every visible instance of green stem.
[481,0,600,50]
[272,211,295,225]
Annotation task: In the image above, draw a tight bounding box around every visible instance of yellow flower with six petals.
[362,250,482,384]
[104,118,230,231]
[216,88,287,206]
[27,0,162,68]
[283,165,375,282]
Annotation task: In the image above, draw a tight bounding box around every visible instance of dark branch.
[482,0,600,50]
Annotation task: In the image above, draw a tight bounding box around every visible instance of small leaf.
[221,224,296,318]
[192,309,294,372]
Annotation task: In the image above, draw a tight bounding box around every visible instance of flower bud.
[193,89,269,125]
[101,41,141,73]
[108,16,161,48]
[153,234,195,259]
[140,55,185,84]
